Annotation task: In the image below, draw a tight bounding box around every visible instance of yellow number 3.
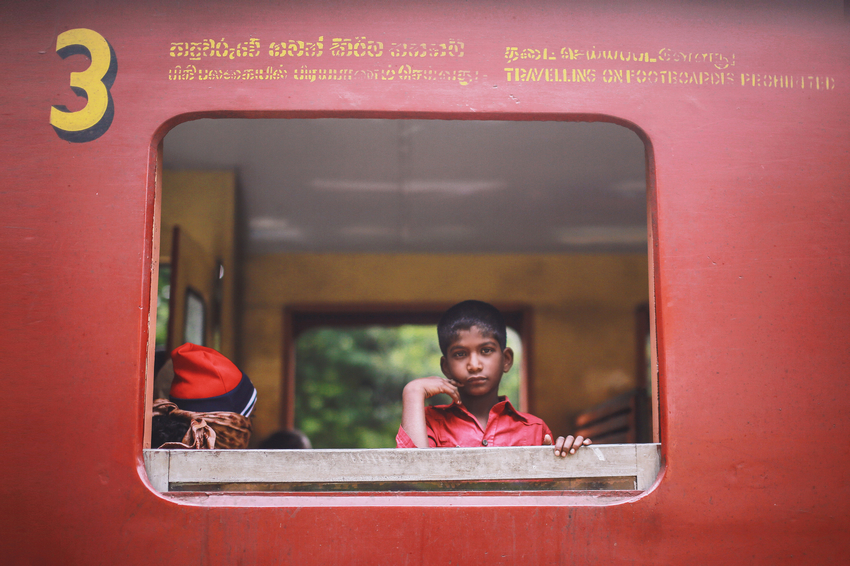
[50,28,117,143]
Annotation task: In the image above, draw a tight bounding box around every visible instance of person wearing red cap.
[151,343,258,449]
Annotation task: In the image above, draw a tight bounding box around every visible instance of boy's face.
[440,325,513,399]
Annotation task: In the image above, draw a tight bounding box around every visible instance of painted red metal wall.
[1,1,848,563]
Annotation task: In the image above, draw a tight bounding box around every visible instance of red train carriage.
[1,0,848,564]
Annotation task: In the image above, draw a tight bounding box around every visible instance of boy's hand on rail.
[544,434,592,457]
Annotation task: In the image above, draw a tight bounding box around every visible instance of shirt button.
[482,439,488,446]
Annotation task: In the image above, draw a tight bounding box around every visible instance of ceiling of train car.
[162,119,647,254]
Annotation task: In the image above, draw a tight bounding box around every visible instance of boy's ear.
[439,356,450,378]
[502,347,514,373]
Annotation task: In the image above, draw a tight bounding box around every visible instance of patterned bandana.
[152,399,252,449]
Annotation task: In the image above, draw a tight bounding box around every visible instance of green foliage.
[295,325,523,449]
[155,265,171,347]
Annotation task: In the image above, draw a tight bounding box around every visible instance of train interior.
[153,117,657,464]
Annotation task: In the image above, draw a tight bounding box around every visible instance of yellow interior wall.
[168,231,215,348]
[242,253,649,442]
[161,170,237,359]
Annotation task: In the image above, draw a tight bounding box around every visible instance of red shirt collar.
[442,396,531,425]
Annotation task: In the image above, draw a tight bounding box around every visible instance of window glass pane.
[184,289,205,346]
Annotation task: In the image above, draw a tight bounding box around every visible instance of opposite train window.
[146,118,659,496]
[290,321,524,449]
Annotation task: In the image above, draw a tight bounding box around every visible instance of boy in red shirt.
[397,300,591,456]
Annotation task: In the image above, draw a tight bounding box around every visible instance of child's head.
[437,301,513,400]
[150,413,191,448]
[258,429,312,449]
[437,300,507,355]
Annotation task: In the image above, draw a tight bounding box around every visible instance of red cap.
[169,343,257,416]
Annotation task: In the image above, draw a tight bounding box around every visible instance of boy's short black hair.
[437,300,507,354]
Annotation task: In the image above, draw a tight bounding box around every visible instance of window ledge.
[144,444,660,494]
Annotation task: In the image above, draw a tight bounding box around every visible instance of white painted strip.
[241,388,258,417]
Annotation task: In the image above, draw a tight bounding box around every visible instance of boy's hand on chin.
[404,376,462,405]
[544,434,592,457]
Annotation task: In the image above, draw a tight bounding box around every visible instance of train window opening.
[148,117,660,495]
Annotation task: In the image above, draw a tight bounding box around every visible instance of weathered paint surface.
[1,0,848,564]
